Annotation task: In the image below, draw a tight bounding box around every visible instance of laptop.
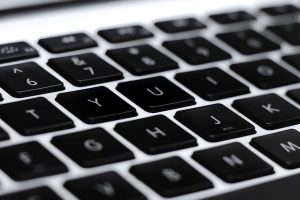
[0,0,300,199]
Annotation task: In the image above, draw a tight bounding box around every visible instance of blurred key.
[98,25,153,43]
[210,11,255,25]
[155,17,206,33]
[0,42,39,64]
[39,33,97,53]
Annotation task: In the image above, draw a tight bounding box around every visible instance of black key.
[130,156,213,197]
[217,29,280,55]
[251,129,300,169]
[0,62,64,98]
[0,141,68,181]
[204,174,300,200]
[287,88,300,104]
[163,37,231,65]
[51,128,134,168]
[0,187,62,200]
[261,4,300,17]
[232,93,300,130]
[175,104,255,142]
[56,86,137,124]
[0,127,9,142]
[192,142,274,183]
[48,53,123,87]
[0,97,74,136]
[116,76,195,112]
[0,42,39,64]
[231,59,299,89]
[175,67,249,101]
[210,11,256,25]
[114,115,197,154]
[39,33,97,53]
[267,23,300,45]
[107,44,178,75]
[65,171,146,200]
[155,17,206,33]
[98,25,153,43]
[282,53,300,71]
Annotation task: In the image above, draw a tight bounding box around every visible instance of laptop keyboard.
[1,3,300,200]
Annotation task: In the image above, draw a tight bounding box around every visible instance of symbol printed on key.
[87,98,102,107]
[71,57,87,66]
[13,68,23,74]
[146,87,164,96]
[206,76,218,85]
[161,168,182,182]
[257,65,274,77]
[94,182,115,197]
[146,127,167,138]
[222,154,244,167]
[84,139,103,152]
[262,103,280,113]
[141,57,156,66]
[117,27,135,36]
[210,115,221,124]
[62,36,77,44]
[128,47,140,55]
[247,38,263,49]
[26,109,40,119]
[0,46,19,54]
[280,142,300,153]
[173,19,189,28]
[196,47,210,56]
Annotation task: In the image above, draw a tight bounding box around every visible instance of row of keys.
[0,124,300,198]
[6,130,300,199]
[0,53,299,100]
[1,83,300,137]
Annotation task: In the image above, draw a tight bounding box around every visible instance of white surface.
[0,0,300,199]
[0,0,69,11]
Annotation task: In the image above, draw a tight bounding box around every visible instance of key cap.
[230,59,299,89]
[175,104,255,142]
[48,53,123,87]
[39,33,97,53]
[98,25,153,43]
[232,93,300,130]
[261,4,300,17]
[155,17,206,33]
[56,86,137,124]
[0,127,9,142]
[116,76,195,112]
[115,115,197,154]
[217,29,280,55]
[192,142,274,183]
[267,23,300,45]
[0,42,39,64]
[163,37,231,65]
[210,11,256,25]
[282,53,300,71]
[0,141,68,181]
[51,128,134,168]
[65,171,147,200]
[0,62,64,98]
[0,97,74,136]
[107,44,178,75]
[251,129,300,169]
[203,174,300,200]
[287,88,300,104]
[0,186,63,200]
[130,156,213,197]
[175,67,249,101]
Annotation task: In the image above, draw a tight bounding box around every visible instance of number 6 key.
[0,62,64,97]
